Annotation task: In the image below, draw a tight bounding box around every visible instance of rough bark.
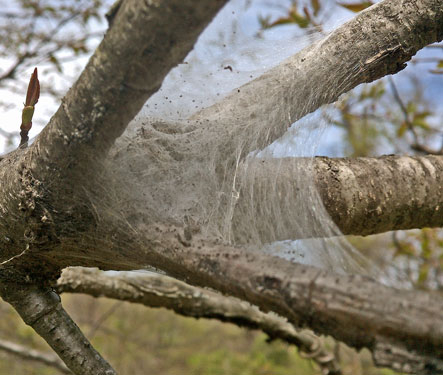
[231,155,443,241]
[0,0,440,268]
[57,267,342,375]
[314,155,443,236]
[0,283,115,374]
[0,1,228,373]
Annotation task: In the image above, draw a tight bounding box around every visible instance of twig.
[388,77,443,155]
[87,301,122,339]
[411,143,443,155]
[388,77,420,143]
[410,57,443,64]
[0,337,71,374]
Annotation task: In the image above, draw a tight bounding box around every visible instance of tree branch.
[0,282,116,374]
[57,267,342,375]
[32,0,228,171]
[113,121,443,241]
[125,237,443,374]
[231,154,443,241]
[0,0,228,276]
[0,338,71,374]
[189,0,443,165]
[37,228,443,373]
[313,155,443,235]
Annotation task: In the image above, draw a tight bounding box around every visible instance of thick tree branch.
[314,155,443,235]
[0,282,115,374]
[97,0,443,246]
[0,0,441,264]
[189,0,443,164]
[33,0,228,164]
[231,154,443,241]
[119,236,443,374]
[114,122,443,241]
[57,267,342,375]
[0,0,227,275]
[0,338,71,374]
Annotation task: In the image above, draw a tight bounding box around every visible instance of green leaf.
[405,101,416,114]
[413,110,431,120]
[338,1,374,12]
[410,111,431,131]
[269,7,311,29]
[49,54,62,72]
[397,122,407,137]
[360,82,385,100]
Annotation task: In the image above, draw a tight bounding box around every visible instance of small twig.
[388,77,442,154]
[391,232,416,285]
[410,57,443,64]
[0,337,71,374]
[0,54,32,82]
[87,301,123,339]
[392,231,405,256]
[411,143,443,155]
[425,44,443,49]
[388,77,420,143]
[0,247,29,266]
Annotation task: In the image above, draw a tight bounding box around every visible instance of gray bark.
[0,0,228,373]
[0,283,115,374]
[230,155,443,241]
[189,0,443,164]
